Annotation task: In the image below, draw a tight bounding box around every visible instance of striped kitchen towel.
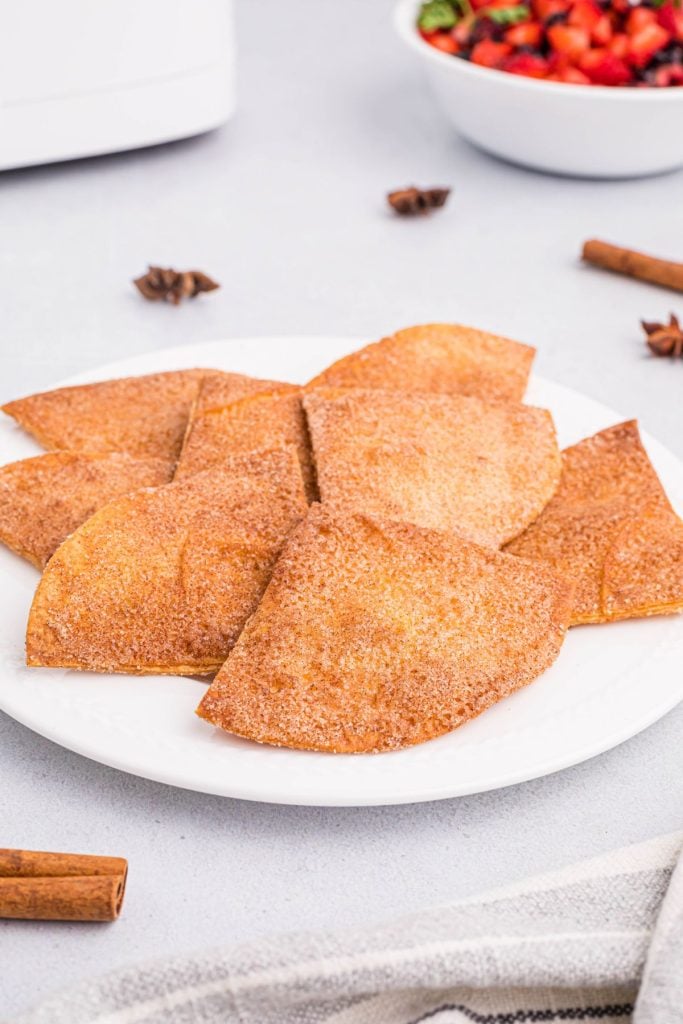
[13,831,683,1024]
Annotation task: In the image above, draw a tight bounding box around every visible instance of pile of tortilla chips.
[2,323,682,754]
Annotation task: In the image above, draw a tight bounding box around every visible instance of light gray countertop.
[1,0,682,1016]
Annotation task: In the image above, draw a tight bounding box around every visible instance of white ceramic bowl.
[394,0,683,178]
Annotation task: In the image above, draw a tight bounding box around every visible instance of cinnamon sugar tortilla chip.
[505,421,683,624]
[26,446,307,676]
[601,509,683,621]
[2,370,207,463]
[177,388,317,500]
[188,371,293,418]
[303,387,560,546]
[307,324,535,403]
[2,369,284,466]
[0,452,172,569]
[197,506,574,753]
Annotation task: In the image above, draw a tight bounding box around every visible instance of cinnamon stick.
[0,848,128,921]
[582,240,683,293]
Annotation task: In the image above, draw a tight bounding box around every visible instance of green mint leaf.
[418,1,458,30]
[485,4,531,24]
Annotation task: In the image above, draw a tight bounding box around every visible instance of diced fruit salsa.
[417,0,683,84]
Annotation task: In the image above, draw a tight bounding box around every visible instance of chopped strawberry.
[568,0,602,32]
[547,50,569,73]
[500,51,550,76]
[648,63,683,85]
[608,32,629,58]
[548,24,591,60]
[657,2,683,42]
[626,7,657,36]
[558,65,592,83]
[533,0,570,21]
[579,48,633,83]
[428,31,460,53]
[505,21,544,47]
[453,15,476,44]
[591,14,613,46]
[669,65,683,84]
[470,39,514,67]
[628,23,672,68]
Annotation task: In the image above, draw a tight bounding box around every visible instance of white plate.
[1,337,682,806]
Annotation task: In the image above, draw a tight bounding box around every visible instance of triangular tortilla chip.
[2,369,285,466]
[176,388,317,500]
[26,446,307,675]
[0,451,172,569]
[187,371,292,418]
[307,324,535,403]
[504,421,683,624]
[197,505,574,753]
[303,387,560,546]
[601,508,683,621]
[2,370,206,462]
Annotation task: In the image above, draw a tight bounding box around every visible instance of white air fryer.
[0,0,235,170]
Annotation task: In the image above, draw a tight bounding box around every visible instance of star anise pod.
[641,313,683,358]
[133,266,220,305]
[387,186,451,216]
